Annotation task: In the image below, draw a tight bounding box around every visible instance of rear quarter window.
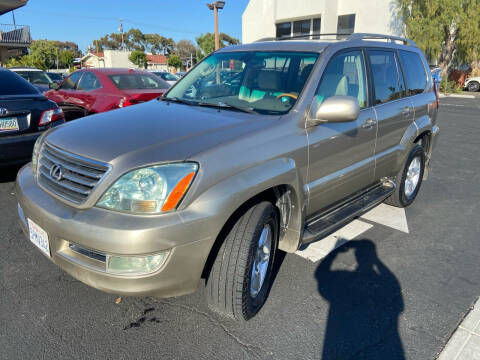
[109,74,169,90]
[0,70,39,95]
[399,51,427,96]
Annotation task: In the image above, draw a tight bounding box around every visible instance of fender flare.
[181,157,306,253]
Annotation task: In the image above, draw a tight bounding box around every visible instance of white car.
[149,71,179,86]
[464,76,480,92]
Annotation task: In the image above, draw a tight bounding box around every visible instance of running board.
[301,184,395,245]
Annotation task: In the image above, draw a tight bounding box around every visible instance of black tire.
[385,145,425,208]
[206,201,278,321]
[467,81,480,92]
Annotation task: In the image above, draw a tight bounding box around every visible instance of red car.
[45,68,170,121]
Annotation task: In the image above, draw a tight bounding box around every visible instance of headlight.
[97,162,198,214]
[31,132,47,176]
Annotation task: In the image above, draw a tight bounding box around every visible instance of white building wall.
[242,0,277,41]
[104,50,135,68]
[242,0,403,43]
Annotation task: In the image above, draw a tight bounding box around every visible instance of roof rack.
[254,32,352,42]
[347,33,417,47]
[254,32,417,47]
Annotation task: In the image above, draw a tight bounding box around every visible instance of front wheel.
[385,145,425,208]
[467,81,480,92]
[206,201,278,321]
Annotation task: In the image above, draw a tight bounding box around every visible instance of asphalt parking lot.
[0,96,479,360]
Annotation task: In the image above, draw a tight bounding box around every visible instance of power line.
[17,9,199,35]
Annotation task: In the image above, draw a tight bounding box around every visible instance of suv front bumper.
[15,165,214,298]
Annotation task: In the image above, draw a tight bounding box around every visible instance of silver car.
[16,33,439,321]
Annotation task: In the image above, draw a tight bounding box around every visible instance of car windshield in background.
[156,72,179,81]
[47,72,64,81]
[109,74,169,90]
[16,71,53,85]
[166,51,318,115]
[0,71,39,96]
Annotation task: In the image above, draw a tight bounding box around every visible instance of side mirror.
[49,82,60,90]
[308,95,360,126]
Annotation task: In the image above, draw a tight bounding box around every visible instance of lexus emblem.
[50,164,63,181]
[0,108,7,116]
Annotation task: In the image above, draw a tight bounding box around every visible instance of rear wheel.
[206,201,278,321]
[467,81,480,92]
[385,145,425,208]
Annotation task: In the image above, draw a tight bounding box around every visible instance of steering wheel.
[276,93,298,100]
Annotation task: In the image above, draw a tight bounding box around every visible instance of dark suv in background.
[16,33,439,321]
[0,68,64,166]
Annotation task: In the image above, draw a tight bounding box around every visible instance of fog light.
[106,252,168,275]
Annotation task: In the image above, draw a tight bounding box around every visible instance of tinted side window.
[61,72,83,90]
[316,50,367,108]
[368,50,402,104]
[0,70,39,95]
[77,72,101,91]
[398,51,427,95]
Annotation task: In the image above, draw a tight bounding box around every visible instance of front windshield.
[166,51,318,114]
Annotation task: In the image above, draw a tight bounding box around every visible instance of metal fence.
[0,24,31,46]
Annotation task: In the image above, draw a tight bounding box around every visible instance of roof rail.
[254,32,352,42]
[347,33,417,47]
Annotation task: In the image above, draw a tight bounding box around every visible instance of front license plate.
[27,219,50,257]
[0,117,19,132]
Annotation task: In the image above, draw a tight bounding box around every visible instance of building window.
[337,14,355,39]
[276,17,321,39]
[312,17,321,39]
[276,22,291,38]
[293,19,311,36]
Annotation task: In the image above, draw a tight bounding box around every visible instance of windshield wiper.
[198,101,256,114]
[159,96,195,105]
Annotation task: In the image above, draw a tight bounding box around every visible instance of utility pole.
[207,1,225,51]
[119,19,125,51]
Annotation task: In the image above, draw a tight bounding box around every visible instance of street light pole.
[207,1,225,51]
[213,5,219,50]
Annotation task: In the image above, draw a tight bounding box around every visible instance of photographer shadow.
[315,239,405,360]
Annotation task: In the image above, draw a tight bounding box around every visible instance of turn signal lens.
[161,172,195,211]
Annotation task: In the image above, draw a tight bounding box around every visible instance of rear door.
[366,49,414,179]
[306,49,377,215]
[397,50,434,137]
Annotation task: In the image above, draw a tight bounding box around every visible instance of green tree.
[129,50,147,68]
[396,0,480,75]
[92,30,176,55]
[167,54,182,69]
[59,50,75,68]
[195,32,240,60]
[28,40,58,69]
[176,39,197,60]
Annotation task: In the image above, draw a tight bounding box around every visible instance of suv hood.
[46,100,274,166]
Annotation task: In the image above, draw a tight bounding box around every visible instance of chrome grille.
[38,143,109,204]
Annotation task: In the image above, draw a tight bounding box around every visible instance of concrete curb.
[439,93,476,99]
[437,297,480,360]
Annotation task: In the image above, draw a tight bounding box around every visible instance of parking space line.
[360,203,409,233]
[295,204,409,262]
[295,220,373,262]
